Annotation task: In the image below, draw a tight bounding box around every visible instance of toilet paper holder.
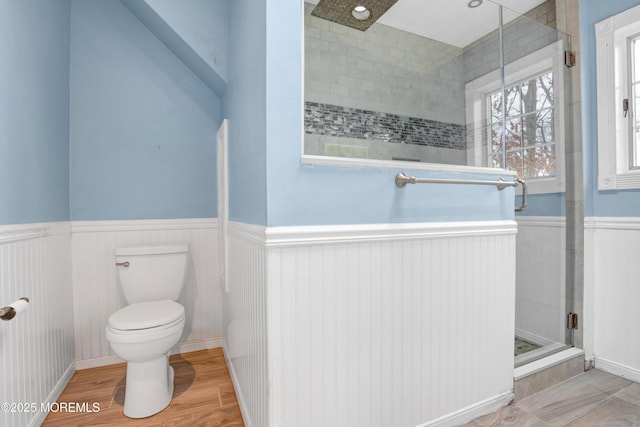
[0,297,29,321]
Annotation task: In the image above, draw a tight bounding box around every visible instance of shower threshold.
[514,335,568,368]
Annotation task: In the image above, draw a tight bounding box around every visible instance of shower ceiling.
[311,0,399,31]
[305,0,549,47]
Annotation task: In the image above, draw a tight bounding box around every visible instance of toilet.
[105,243,189,418]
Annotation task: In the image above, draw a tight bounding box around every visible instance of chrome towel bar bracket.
[394,172,528,212]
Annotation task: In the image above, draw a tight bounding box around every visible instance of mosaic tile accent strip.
[305,102,466,150]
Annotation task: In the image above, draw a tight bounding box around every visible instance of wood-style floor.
[42,348,244,427]
[462,368,640,426]
[42,350,640,427]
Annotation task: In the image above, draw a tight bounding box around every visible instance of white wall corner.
[222,340,253,427]
[28,362,75,427]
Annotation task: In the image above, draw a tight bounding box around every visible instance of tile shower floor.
[515,336,541,356]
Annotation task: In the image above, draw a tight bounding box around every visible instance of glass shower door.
[496,6,575,367]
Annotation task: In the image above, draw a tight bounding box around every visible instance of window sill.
[598,172,640,191]
[301,154,517,176]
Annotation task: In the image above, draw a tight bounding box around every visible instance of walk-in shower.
[303,0,574,368]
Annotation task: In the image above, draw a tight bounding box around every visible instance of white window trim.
[465,40,566,195]
[596,4,640,190]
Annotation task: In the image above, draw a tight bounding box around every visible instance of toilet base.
[123,352,175,418]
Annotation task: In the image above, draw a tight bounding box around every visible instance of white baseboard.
[417,391,513,427]
[223,341,251,427]
[174,337,223,355]
[29,361,76,427]
[595,357,640,383]
[74,338,223,370]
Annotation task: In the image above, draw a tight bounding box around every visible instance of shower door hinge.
[564,51,576,68]
[567,312,579,330]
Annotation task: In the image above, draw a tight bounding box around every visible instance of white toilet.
[105,243,189,418]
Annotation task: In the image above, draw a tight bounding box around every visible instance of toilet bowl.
[105,243,189,419]
[106,300,185,418]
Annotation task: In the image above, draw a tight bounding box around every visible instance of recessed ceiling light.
[467,0,482,8]
[352,5,371,20]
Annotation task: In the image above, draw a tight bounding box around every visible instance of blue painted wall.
[119,0,227,98]
[581,0,640,217]
[145,0,228,83]
[0,0,70,225]
[516,193,566,217]
[70,0,221,221]
[257,0,515,226]
[225,0,516,227]
[224,0,268,226]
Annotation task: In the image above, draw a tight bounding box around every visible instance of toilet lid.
[108,300,184,331]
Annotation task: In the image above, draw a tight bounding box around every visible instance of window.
[596,4,640,190]
[465,41,565,194]
[487,71,556,178]
[629,35,640,168]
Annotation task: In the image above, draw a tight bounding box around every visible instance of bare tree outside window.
[487,71,555,178]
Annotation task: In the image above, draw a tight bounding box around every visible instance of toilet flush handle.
[115,261,130,268]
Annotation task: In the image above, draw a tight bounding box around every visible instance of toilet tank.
[115,243,189,304]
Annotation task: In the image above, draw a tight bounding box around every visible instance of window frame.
[465,40,566,195]
[596,4,640,190]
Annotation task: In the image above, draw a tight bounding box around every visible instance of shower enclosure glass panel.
[303,0,575,368]
[500,10,573,367]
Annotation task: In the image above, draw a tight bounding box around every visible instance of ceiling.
[305,0,550,48]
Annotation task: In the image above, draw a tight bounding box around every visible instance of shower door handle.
[515,178,527,212]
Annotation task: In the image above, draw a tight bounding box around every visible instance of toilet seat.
[106,317,185,345]
[108,300,184,331]
[107,316,184,335]
[106,300,185,345]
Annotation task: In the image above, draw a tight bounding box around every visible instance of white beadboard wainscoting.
[225,220,517,427]
[224,222,269,427]
[0,222,75,427]
[515,216,566,346]
[71,218,222,368]
[585,217,640,383]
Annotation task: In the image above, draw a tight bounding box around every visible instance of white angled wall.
[515,216,566,344]
[0,223,75,427]
[71,219,222,367]
[225,220,517,427]
[586,217,640,382]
